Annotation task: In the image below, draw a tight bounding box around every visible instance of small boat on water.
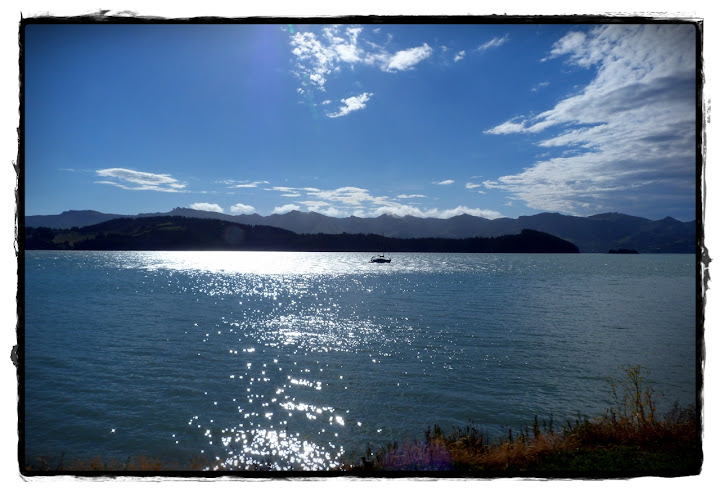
[370,254,391,263]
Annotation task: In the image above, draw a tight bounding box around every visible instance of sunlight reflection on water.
[120,251,409,469]
[114,250,491,276]
[25,251,696,471]
[124,251,388,275]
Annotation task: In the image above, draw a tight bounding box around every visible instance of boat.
[370,254,391,263]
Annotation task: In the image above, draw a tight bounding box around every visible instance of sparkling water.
[23,251,697,470]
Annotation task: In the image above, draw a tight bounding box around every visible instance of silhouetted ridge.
[25,216,579,253]
[25,209,695,253]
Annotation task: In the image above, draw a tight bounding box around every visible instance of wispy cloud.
[266,183,501,219]
[327,93,373,118]
[289,25,433,117]
[381,43,433,71]
[433,179,455,185]
[374,204,503,220]
[478,34,509,52]
[290,26,434,88]
[453,50,466,62]
[96,168,186,192]
[465,182,486,194]
[229,180,269,188]
[230,203,256,214]
[190,202,223,213]
[483,25,696,217]
[531,81,550,92]
[273,204,301,214]
[305,186,395,207]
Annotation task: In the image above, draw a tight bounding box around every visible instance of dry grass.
[355,365,700,475]
[24,365,700,476]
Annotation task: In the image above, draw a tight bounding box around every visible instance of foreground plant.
[24,366,700,476]
[355,365,700,475]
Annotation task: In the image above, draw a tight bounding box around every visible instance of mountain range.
[24,208,697,253]
[24,216,580,254]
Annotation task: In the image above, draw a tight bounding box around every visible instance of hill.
[25,208,695,253]
[24,216,580,253]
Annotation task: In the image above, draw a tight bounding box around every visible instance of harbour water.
[23,251,697,470]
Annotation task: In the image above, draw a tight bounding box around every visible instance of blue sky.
[24,22,698,221]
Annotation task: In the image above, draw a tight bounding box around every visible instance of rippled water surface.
[24,251,697,470]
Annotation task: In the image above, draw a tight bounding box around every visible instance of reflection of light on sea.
[259,314,384,353]
[207,428,344,471]
[121,251,409,468]
[199,391,348,471]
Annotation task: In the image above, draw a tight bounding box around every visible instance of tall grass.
[354,365,700,475]
[24,365,700,476]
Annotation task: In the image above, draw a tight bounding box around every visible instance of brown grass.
[355,365,699,475]
[24,365,700,476]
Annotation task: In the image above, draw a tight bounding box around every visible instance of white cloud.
[381,43,432,71]
[433,180,455,185]
[542,31,589,64]
[298,200,331,208]
[305,186,394,207]
[306,205,345,217]
[96,168,186,192]
[466,183,487,194]
[272,204,301,214]
[230,203,256,214]
[264,182,502,220]
[327,92,373,118]
[531,81,550,92]
[483,25,696,217]
[478,34,509,52]
[290,25,433,113]
[270,186,296,193]
[373,204,503,220]
[484,119,530,135]
[454,50,466,62]
[190,202,224,213]
[231,180,269,188]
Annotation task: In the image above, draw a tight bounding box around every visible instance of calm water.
[23,251,697,470]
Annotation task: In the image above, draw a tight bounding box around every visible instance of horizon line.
[24,207,694,223]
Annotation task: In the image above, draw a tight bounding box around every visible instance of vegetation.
[24,216,580,253]
[26,208,696,253]
[23,366,700,477]
[353,365,700,477]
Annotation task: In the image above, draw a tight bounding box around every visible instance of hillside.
[25,209,696,253]
[24,216,580,253]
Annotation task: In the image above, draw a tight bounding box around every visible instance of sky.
[23,21,699,221]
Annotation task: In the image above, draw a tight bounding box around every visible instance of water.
[23,251,697,470]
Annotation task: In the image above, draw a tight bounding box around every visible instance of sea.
[23,251,698,471]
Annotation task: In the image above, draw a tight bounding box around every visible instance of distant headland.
[24,216,580,253]
[24,208,695,253]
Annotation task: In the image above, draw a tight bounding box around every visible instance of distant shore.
[24,216,580,253]
[25,208,695,253]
